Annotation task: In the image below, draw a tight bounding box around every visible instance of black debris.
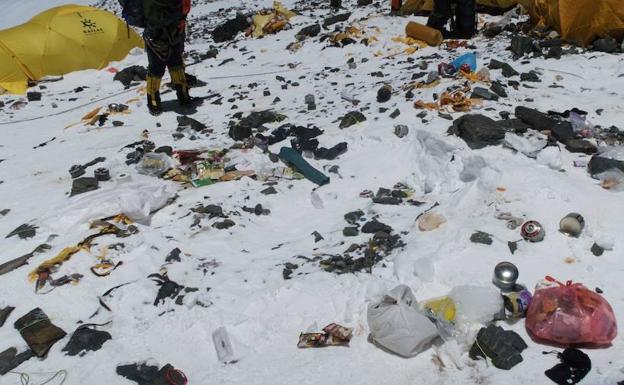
[470,231,493,245]
[166,248,182,263]
[62,326,112,356]
[6,223,38,239]
[448,114,506,149]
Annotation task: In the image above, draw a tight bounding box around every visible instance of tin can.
[521,220,545,242]
[559,213,585,237]
[502,288,532,318]
[493,261,519,291]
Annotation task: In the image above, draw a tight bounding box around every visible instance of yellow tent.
[399,0,519,15]
[521,0,624,46]
[0,4,143,94]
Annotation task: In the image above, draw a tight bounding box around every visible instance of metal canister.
[493,261,519,291]
[521,220,545,242]
[559,213,585,237]
[502,287,532,318]
[94,168,110,181]
[394,125,409,138]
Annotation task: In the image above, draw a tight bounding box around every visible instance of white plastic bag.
[367,285,439,357]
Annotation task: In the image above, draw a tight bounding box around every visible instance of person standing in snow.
[143,0,192,115]
[427,0,476,39]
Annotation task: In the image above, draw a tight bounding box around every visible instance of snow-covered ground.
[0,1,623,384]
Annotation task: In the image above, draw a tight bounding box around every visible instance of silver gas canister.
[559,213,585,237]
[521,220,545,242]
[493,261,519,291]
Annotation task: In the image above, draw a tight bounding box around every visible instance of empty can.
[493,261,519,291]
[521,220,545,242]
[559,213,585,237]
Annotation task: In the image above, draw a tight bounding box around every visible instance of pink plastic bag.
[525,277,617,346]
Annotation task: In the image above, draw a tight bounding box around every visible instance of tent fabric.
[399,0,518,14]
[0,4,143,94]
[521,0,624,46]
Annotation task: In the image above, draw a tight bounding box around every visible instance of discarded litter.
[559,213,585,237]
[297,323,353,348]
[520,220,545,242]
[14,308,67,357]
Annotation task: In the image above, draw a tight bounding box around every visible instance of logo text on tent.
[81,19,104,35]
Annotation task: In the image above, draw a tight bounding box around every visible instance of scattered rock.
[296,24,321,39]
[377,85,392,103]
[510,35,534,58]
[343,227,359,237]
[515,106,574,142]
[470,231,493,245]
[358,0,373,5]
[591,243,604,256]
[372,196,402,205]
[546,46,563,59]
[448,114,506,149]
[113,65,147,87]
[212,14,250,43]
[471,87,499,101]
[177,116,206,131]
[26,92,42,102]
[362,220,392,234]
[261,186,278,195]
[6,223,38,239]
[520,71,541,82]
[489,59,519,77]
[70,177,99,196]
[323,13,351,28]
[212,219,235,230]
[490,82,508,98]
[339,111,367,128]
[312,231,324,242]
[0,306,15,328]
[0,347,33,375]
[389,109,401,119]
[283,268,293,280]
[565,139,597,155]
[344,210,364,224]
[592,37,618,53]
[165,248,182,263]
[229,110,286,141]
[587,155,624,176]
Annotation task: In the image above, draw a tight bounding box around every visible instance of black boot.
[427,0,453,35]
[454,0,476,39]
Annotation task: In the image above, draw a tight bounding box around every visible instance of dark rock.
[546,46,563,59]
[377,85,392,103]
[344,210,365,225]
[212,14,250,43]
[112,120,124,127]
[376,188,391,197]
[390,109,401,119]
[587,155,624,176]
[490,81,508,98]
[470,231,493,245]
[0,306,15,327]
[339,111,366,128]
[323,13,351,28]
[358,0,373,5]
[165,248,182,263]
[593,37,618,53]
[62,326,111,356]
[213,219,235,230]
[27,92,42,102]
[343,227,359,237]
[154,146,173,156]
[6,223,38,239]
[314,142,348,160]
[565,139,597,155]
[515,106,574,142]
[191,204,223,218]
[296,24,321,39]
[510,35,534,58]
[177,116,206,131]
[520,71,541,82]
[312,231,324,242]
[282,268,293,280]
[361,220,392,234]
[0,347,33,375]
[448,114,506,149]
[71,177,99,196]
[497,119,531,134]
[489,59,519,77]
[471,87,499,101]
[113,66,147,87]
[229,110,286,141]
[372,197,402,205]
[116,363,159,385]
[591,243,604,256]
[261,186,278,195]
[508,241,518,254]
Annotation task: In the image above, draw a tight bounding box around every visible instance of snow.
[1,0,624,384]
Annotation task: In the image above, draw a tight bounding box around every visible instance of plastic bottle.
[405,21,443,47]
